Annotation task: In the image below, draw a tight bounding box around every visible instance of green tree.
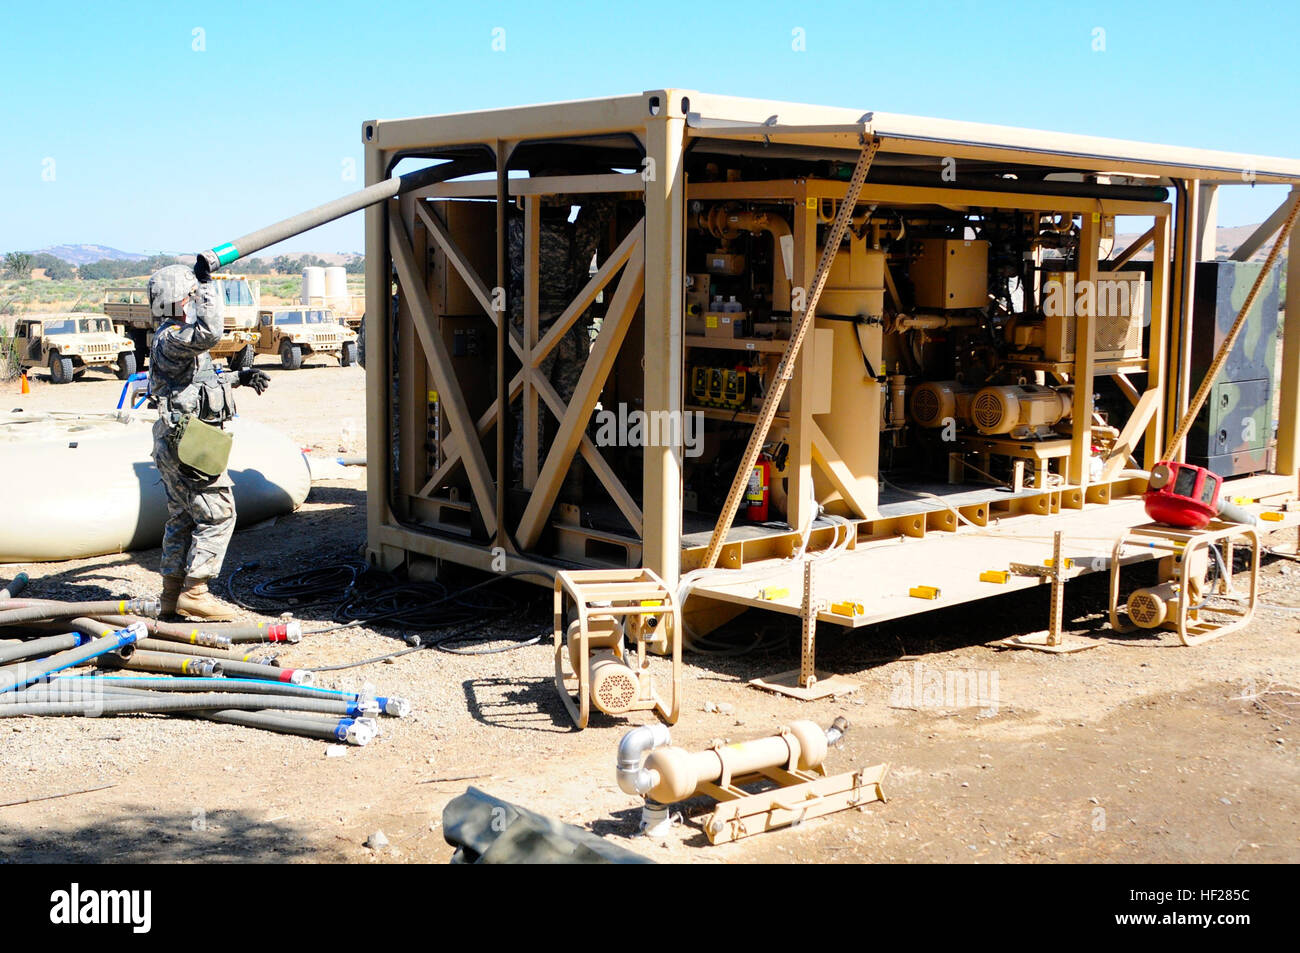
[2,252,33,279]
[29,252,73,280]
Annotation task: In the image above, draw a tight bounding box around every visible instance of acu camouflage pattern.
[507,197,616,497]
[148,267,238,580]
[1188,260,1281,477]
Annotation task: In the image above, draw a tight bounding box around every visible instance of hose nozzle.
[825,716,850,747]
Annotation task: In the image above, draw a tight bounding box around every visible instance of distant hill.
[1113,222,1285,264]
[30,246,360,267]
[34,244,148,265]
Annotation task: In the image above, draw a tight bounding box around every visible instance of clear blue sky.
[2,0,1296,257]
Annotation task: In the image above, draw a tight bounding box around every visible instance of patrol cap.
[148,264,199,315]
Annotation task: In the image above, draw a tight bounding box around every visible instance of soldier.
[147,264,270,620]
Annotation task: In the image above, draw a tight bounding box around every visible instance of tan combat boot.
[160,575,185,616]
[175,578,237,621]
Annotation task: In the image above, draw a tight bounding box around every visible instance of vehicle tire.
[116,352,137,380]
[49,351,72,385]
[280,341,302,370]
[228,345,255,371]
[341,341,358,367]
[357,318,366,368]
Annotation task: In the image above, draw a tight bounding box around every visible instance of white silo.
[324,265,349,311]
[302,266,326,306]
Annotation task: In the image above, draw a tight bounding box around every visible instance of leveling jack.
[750,560,862,700]
[616,718,888,844]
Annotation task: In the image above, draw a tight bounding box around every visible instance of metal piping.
[616,722,673,796]
[888,312,982,332]
[690,206,794,310]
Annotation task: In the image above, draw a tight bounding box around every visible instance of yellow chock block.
[909,585,941,600]
[1231,495,1257,505]
[980,570,1010,584]
[759,586,790,600]
[1044,557,1074,569]
[830,600,865,616]
[1260,511,1284,522]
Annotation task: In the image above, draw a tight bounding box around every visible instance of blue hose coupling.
[335,718,378,746]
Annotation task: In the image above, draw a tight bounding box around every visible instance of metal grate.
[972,391,1006,431]
[1128,591,1162,627]
[912,387,940,425]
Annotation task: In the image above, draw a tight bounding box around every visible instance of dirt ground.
[0,356,1297,865]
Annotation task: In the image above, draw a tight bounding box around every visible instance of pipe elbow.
[616,723,671,796]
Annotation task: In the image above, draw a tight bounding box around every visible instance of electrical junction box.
[911,239,989,310]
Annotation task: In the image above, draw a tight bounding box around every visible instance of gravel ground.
[0,358,1297,864]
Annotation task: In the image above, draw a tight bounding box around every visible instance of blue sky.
[2,0,1296,257]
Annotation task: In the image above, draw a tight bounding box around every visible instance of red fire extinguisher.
[745,453,771,522]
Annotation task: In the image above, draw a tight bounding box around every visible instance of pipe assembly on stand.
[615,718,888,843]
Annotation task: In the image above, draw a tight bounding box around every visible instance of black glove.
[235,368,270,394]
[194,250,220,283]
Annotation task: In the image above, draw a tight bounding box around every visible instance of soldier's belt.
[172,415,233,478]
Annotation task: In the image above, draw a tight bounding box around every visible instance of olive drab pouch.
[173,414,233,478]
[198,376,236,424]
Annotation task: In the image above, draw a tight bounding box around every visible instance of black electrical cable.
[227,563,554,668]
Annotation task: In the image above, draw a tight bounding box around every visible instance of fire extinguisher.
[745,453,771,522]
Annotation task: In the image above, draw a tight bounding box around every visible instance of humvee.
[12,314,137,384]
[102,273,261,371]
[256,307,358,369]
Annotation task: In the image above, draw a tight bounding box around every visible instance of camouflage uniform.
[507,198,615,497]
[148,266,238,581]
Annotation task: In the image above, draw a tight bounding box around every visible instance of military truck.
[255,306,359,369]
[102,273,261,370]
[11,314,137,384]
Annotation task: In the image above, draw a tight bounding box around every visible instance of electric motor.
[910,381,974,428]
[970,384,1073,436]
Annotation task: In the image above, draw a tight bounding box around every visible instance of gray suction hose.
[0,573,29,600]
[0,599,159,627]
[0,634,85,665]
[194,163,450,279]
[92,615,234,650]
[0,687,372,718]
[0,623,144,694]
[196,709,379,745]
[97,649,224,678]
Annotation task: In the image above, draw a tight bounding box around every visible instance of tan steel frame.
[552,568,681,729]
[1108,521,1261,646]
[363,91,1300,600]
